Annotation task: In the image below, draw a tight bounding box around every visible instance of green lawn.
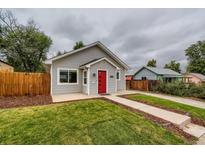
[126,94,205,122]
[0,99,193,144]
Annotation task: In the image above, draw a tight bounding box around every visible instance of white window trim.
[83,70,87,86]
[117,70,121,81]
[57,67,79,85]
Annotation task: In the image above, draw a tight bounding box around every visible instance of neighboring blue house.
[133,66,182,82]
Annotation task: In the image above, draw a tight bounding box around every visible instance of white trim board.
[57,67,79,85]
[84,57,120,70]
[87,68,90,95]
[82,69,87,86]
[50,64,53,95]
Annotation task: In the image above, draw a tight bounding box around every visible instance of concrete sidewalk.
[105,95,191,128]
[132,90,205,109]
[105,95,205,138]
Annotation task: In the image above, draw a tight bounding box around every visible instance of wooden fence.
[126,80,159,91]
[0,72,50,96]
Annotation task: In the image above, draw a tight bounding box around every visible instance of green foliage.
[0,99,190,144]
[164,60,181,73]
[0,10,52,72]
[73,41,85,50]
[185,40,205,75]
[147,59,157,67]
[153,81,205,99]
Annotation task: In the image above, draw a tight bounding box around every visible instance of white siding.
[133,68,157,80]
[51,46,126,95]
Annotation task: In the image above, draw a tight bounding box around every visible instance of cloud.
[6,8,205,71]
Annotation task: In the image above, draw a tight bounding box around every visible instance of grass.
[0,99,193,145]
[126,94,205,122]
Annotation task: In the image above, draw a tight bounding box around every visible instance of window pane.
[69,70,77,83]
[60,70,68,83]
[84,71,87,78]
[83,71,87,84]
[84,78,87,84]
[116,71,120,79]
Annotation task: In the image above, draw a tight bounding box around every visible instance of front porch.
[52,93,100,103]
[52,90,136,103]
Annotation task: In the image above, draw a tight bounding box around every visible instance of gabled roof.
[134,66,182,76]
[44,41,129,69]
[189,73,205,81]
[125,68,140,76]
[79,57,119,69]
[0,60,13,67]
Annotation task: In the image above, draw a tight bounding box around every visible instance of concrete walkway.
[105,95,205,139]
[52,93,99,103]
[132,90,205,109]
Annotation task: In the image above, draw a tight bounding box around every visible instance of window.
[69,70,77,83]
[59,70,68,83]
[83,70,87,85]
[116,70,120,80]
[142,77,147,80]
[58,68,78,84]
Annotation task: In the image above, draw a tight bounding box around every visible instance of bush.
[152,81,205,99]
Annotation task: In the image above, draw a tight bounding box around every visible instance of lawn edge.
[136,90,205,103]
[119,94,205,127]
[101,97,197,144]
[0,96,105,110]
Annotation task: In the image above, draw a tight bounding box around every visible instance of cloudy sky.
[8,9,205,71]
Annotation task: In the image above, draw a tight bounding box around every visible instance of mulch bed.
[119,94,205,127]
[0,95,53,109]
[102,97,197,142]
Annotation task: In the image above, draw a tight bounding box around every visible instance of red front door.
[98,70,106,94]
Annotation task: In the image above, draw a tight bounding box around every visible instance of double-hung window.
[83,70,87,85]
[116,70,120,80]
[58,68,78,85]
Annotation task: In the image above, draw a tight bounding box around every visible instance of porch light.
[93,73,96,77]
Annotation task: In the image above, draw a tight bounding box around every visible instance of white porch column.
[87,67,90,95]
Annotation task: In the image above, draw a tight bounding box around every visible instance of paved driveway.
[132,90,205,109]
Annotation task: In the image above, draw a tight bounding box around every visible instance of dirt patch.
[0,95,53,109]
[120,94,205,127]
[102,97,197,143]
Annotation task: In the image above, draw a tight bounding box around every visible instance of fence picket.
[0,72,50,96]
[126,80,159,91]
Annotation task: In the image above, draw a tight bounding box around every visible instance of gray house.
[133,66,182,82]
[45,41,129,95]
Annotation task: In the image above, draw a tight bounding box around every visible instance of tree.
[147,59,157,67]
[164,60,181,73]
[0,10,52,72]
[73,41,85,50]
[56,51,63,56]
[185,40,205,75]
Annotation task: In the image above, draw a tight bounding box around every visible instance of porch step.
[183,123,205,138]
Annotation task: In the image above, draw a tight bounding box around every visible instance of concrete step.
[105,95,191,128]
[183,123,205,138]
[197,134,205,144]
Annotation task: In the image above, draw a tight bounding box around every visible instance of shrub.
[152,81,205,99]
